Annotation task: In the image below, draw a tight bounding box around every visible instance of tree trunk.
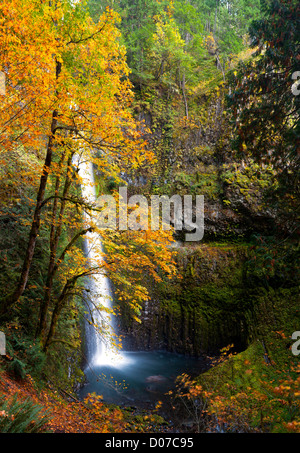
[36,153,73,339]
[43,267,97,352]
[36,225,93,340]
[181,72,189,120]
[213,0,219,38]
[0,61,62,318]
[43,281,72,353]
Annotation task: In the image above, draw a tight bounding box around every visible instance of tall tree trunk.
[0,61,62,318]
[49,149,67,251]
[43,267,96,352]
[213,0,219,38]
[36,152,73,339]
[36,226,93,340]
[43,280,73,353]
[181,72,189,120]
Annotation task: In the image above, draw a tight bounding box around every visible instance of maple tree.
[0,1,134,303]
[1,0,297,437]
[0,0,177,358]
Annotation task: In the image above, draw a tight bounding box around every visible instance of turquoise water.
[78,350,209,408]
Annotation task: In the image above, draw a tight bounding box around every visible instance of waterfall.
[77,158,127,368]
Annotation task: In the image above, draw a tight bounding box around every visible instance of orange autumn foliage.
[0,0,176,345]
[0,369,169,433]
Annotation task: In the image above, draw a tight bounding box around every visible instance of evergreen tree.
[227,0,299,230]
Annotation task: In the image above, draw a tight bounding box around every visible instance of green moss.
[148,240,298,360]
[192,283,300,432]
[152,243,251,353]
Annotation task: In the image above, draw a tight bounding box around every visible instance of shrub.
[0,394,51,433]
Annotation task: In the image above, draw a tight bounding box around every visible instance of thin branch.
[40,194,102,211]
[66,22,107,46]
[54,227,94,273]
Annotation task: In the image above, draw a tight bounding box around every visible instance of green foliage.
[4,326,46,379]
[172,167,220,199]
[0,393,50,433]
[0,0,297,434]
[0,148,43,304]
[195,284,300,432]
[221,158,279,214]
[87,0,262,87]
[150,244,252,353]
[246,235,300,288]
[227,0,299,216]
[7,358,27,380]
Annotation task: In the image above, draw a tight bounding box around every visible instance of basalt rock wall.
[118,243,253,356]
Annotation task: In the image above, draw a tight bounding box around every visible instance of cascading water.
[76,156,209,408]
[77,157,128,368]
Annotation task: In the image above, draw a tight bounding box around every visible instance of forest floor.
[0,365,171,433]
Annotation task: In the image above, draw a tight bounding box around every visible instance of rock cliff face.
[131,98,277,243]
[115,89,279,358]
[117,243,253,356]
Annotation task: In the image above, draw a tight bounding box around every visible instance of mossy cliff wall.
[118,243,254,356]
